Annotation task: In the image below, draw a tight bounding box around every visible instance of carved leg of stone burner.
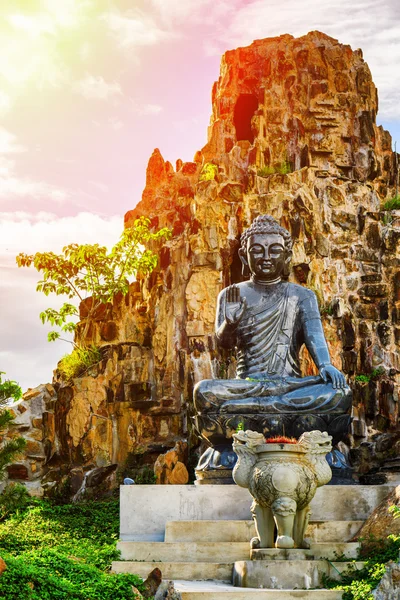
[293,506,311,549]
[271,497,297,549]
[251,502,275,548]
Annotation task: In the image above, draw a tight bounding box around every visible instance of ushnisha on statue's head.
[238,215,293,282]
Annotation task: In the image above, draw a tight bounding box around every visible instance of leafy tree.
[16,216,170,345]
[0,373,26,479]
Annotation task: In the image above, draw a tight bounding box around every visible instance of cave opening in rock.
[234,94,259,143]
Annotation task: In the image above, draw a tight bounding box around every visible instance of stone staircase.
[112,485,393,599]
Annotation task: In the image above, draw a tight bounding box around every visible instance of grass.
[0,496,144,600]
[58,345,102,381]
[257,162,292,176]
[382,195,400,211]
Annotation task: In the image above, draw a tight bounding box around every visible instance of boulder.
[353,485,400,540]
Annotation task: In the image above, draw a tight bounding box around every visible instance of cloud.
[0,132,92,210]
[0,211,124,392]
[0,128,26,153]
[150,0,235,28]
[131,101,163,116]
[100,8,177,48]
[0,92,11,116]
[73,74,122,100]
[0,156,69,203]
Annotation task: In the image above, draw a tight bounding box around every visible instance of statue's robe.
[194,282,352,415]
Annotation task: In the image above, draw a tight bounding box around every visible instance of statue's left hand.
[319,364,347,390]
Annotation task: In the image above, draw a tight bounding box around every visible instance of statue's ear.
[239,248,250,278]
[283,251,292,278]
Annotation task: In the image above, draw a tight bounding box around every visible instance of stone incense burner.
[232,429,332,550]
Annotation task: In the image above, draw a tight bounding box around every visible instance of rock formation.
[3,31,400,496]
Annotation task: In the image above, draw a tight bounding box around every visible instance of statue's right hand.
[225,285,247,325]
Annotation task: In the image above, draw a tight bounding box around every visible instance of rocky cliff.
[4,31,400,497]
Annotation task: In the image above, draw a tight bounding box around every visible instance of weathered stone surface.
[352,485,400,540]
[142,567,162,599]
[154,442,189,485]
[154,581,182,600]
[374,562,400,600]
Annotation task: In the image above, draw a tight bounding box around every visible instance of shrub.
[323,533,400,599]
[0,483,31,521]
[0,373,26,479]
[382,196,400,211]
[58,346,102,381]
[355,367,385,384]
[0,498,145,600]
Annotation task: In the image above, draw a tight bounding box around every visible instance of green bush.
[355,367,385,384]
[0,483,31,521]
[323,534,400,599]
[382,196,400,211]
[58,346,102,381]
[0,498,144,600]
[0,373,26,480]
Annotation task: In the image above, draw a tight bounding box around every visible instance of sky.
[1,0,400,392]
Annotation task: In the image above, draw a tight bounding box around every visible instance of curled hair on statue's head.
[239,214,293,279]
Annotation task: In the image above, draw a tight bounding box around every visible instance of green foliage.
[389,504,400,519]
[323,533,400,599]
[199,162,218,181]
[355,367,385,384]
[0,498,144,600]
[58,346,102,381]
[0,373,26,480]
[320,304,334,317]
[16,216,171,345]
[0,483,31,521]
[0,373,22,404]
[382,195,400,211]
[355,374,370,383]
[257,162,292,177]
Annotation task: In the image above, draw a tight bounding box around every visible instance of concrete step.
[117,540,359,562]
[120,484,394,542]
[165,519,363,543]
[112,561,233,581]
[173,580,344,599]
[233,559,365,589]
[250,542,360,560]
[117,541,249,562]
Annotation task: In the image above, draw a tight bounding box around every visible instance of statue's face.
[241,233,288,281]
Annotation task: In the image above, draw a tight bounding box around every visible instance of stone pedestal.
[194,411,353,484]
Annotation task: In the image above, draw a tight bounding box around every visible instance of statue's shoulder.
[286,282,316,302]
[287,283,315,300]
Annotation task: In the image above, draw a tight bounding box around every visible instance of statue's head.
[239,215,292,281]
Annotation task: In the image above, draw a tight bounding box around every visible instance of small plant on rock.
[57,345,102,381]
[382,196,400,211]
[199,162,218,181]
[257,162,292,177]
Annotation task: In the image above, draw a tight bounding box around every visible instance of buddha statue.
[193,214,352,482]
